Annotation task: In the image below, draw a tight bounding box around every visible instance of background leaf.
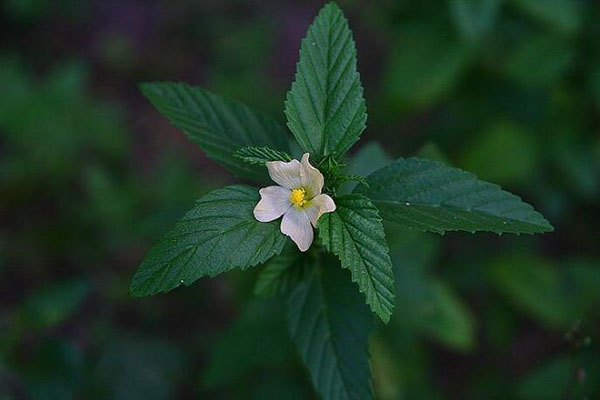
[140,82,291,182]
[318,194,395,323]
[286,260,374,400]
[459,121,540,186]
[233,146,293,166]
[284,2,366,160]
[384,24,471,109]
[129,185,286,297]
[21,279,89,331]
[488,255,600,328]
[253,244,309,298]
[203,299,294,389]
[387,227,475,352]
[359,157,553,234]
[502,33,574,87]
[508,0,582,35]
[449,0,501,42]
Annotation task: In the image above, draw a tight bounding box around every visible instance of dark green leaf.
[90,337,186,400]
[489,255,573,327]
[384,25,470,109]
[318,194,395,323]
[253,245,309,298]
[129,185,286,297]
[517,355,572,400]
[509,0,582,35]
[450,0,501,42]
[203,299,294,388]
[359,157,553,234]
[284,2,366,160]
[140,82,290,182]
[503,33,574,87]
[460,122,540,186]
[22,279,89,330]
[336,173,369,188]
[233,146,293,166]
[287,261,374,400]
[347,142,392,177]
[416,279,475,352]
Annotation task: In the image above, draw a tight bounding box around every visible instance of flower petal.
[300,153,324,196]
[254,186,292,222]
[305,194,337,227]
[266,159,302,189]
[280,208,314,252]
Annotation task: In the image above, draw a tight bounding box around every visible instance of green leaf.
[233,146,293,166]
[488,255,573,328]
[503,33,574,88]
[129,185,286,297]
[359,157,553,234]
[22,279,89,330]
[91,336,186,400]
[336,173,370,188]
[253,245,309,298]
[449,0,501,42]
[460,122,540,186]
[517,355,572,400]
[318,194,395,323]
[347,142,392,177]
[387,228,475,351]
[416,279,475,352]
[384,24,470,109]
[140,82,290,182]
[509,0,582,35]
[284,2,366,160]
[286,261,374,400]
[203,299,294,388]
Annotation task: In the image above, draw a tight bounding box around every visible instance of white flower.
[254,153,336,252]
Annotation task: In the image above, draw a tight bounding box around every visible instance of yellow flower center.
[290,188,308,207]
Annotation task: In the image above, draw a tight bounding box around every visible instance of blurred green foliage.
[1,0,599,399]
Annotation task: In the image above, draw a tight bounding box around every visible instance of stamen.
[290,188,308,207]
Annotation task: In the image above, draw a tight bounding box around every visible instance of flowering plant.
[130,3,552,398]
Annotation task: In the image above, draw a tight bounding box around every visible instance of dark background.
[1,0,599,399]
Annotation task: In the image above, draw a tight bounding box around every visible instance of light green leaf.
[359,157,553,234]
[233,146,293,166]
[129,185,286,297]
[140,82,290,182]
[284,2,366,160]
[318,194,395,323]
[253,245,309,298]
[287,261,374,400]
